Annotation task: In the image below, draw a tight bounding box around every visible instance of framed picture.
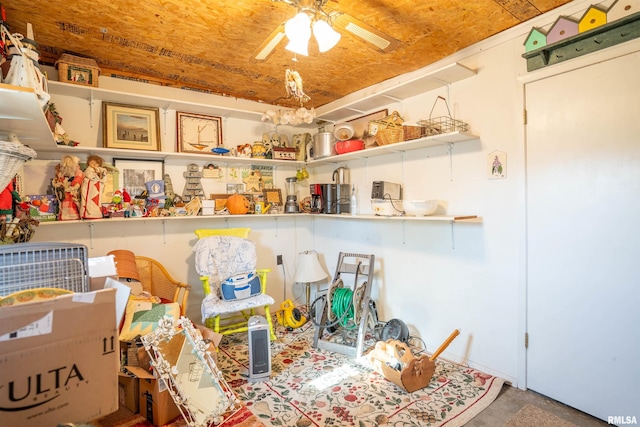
[263,188,283,206]
[177,111,223,154]
[347,109,388,147]
[102,102,161,151]
[113,158,164,199]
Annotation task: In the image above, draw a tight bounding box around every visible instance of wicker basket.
[371,111,405,146]
[418,96,469,136]
[0,139,37,191]
[55,54,101,87]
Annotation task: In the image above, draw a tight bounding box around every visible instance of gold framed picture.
[102,102,161,151]
[177,111,223,154]
[263,188,282,205]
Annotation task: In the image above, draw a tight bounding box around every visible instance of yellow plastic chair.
[194,228,276,340]
[135,256,191,316]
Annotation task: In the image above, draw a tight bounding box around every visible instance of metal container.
[311,132,336,159]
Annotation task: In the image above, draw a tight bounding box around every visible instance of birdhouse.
[524,27,547,52]
[546,16,579,44]
[579,5,607,33]
[608,0,640,22]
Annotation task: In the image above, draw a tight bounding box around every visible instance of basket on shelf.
[417,96,469,136]
[0,136,37,191]
[1,217,39,244]
[370,111,405,146]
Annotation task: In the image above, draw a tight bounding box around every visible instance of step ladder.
[313,252,375,358]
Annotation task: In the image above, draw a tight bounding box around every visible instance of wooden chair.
[134,256,190,316]
[194,228,276,340]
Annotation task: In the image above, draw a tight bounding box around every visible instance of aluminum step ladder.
[313,252,375,358]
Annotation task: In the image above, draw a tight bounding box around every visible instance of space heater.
[247,315,271,382]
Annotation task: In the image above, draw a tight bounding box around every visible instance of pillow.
[119,299,180,341]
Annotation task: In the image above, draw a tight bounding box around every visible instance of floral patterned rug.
[217,323,505,427]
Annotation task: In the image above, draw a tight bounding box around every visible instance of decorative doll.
[0,178,20,221]
[52,155,84,220]
[80,155,107,219]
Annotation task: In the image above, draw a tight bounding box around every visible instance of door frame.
[514,40,640,390]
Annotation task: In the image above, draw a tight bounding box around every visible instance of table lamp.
[294,250,328,312]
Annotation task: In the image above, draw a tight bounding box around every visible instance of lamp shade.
[285,12,311,56]
[313,19,341,52]
[294,251,327,283]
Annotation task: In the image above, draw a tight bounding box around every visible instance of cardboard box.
[24,194,57,221]
[138,373,182,426]
[88,255,118,291]
[118,374,140,414]
[0,289,119,426]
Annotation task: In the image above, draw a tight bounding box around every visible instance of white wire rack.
[0,242,90,296]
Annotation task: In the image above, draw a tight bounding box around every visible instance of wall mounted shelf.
[315,63,477,123]
[307,131,479,165]
[0,83,55,150]
[34,143,305,166]
[47,79,266,121]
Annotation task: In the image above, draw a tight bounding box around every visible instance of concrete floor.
[467,384,609,426]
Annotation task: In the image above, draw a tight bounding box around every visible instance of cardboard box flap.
[0,289,117,353]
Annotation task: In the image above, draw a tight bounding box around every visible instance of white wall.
[27,0,637,387]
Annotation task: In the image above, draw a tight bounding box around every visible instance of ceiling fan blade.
[332,12,401,53]
[252,22,286,62]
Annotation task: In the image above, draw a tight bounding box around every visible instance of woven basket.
[0,139,37,191]
[371,111,405,146]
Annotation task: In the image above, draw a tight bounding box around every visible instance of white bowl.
[371,199,403,216]
[333,123,355,141]
[403,200,438,216]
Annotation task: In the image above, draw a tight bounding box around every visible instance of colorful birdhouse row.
[524,1,640,52]
[522,1,640,71]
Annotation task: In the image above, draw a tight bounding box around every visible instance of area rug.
[504,404,580,427]
[218,324,506,427]
[97,322,504,426]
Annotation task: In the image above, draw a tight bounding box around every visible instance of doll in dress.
[52,155,84,220]
[80,155,107,219]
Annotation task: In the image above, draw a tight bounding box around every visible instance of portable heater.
[248,315,271,382]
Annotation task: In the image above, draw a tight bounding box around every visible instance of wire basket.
[371,111,405,146]
[0,138,37,191]
[417,96,469,136]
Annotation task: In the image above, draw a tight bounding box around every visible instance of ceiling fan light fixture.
[313,19,341,52]
[285,12,312,56]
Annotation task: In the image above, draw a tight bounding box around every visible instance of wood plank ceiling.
[4,0,572,108]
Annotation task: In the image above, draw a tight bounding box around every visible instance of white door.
[525,51,640,421]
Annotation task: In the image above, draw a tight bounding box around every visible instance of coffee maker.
[310,183,350,214]
[310,184,325,213]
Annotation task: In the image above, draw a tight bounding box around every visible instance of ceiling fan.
[252,0,401,61]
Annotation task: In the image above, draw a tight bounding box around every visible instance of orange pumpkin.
[226,194,250,215]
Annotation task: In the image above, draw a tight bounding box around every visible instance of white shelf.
[34,144,305,166]
[35,212,481,226]
[0,83,56,150]
[47,80,266,121]
[316,63,477,122]
[36,212,309,225]
[315,214,482,223]
[307,131,479,165]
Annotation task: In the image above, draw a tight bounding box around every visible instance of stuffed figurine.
[80,155,107,219]
[52,155,84,220]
